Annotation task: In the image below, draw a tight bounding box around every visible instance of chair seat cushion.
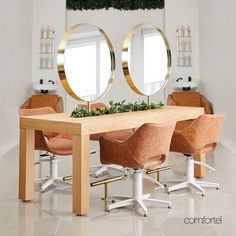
[47,137,72,156]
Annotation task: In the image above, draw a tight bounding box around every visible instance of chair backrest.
[126,122,176,168]
[21,95,64,113]
[182,114,224,152]
[172,92,202,107]
[19,107,58,150]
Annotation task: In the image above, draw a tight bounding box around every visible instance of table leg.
[72,134,90,215]
[194,153,206,178]
[19,128,35,201]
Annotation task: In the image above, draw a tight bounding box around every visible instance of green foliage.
[71,100,164,118]
[67,0,165,11]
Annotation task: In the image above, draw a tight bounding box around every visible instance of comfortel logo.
[184,216,223,225]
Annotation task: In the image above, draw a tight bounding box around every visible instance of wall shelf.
[176,25,192,67]
[39,27,55,69]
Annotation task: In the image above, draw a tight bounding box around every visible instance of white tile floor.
[0,143,235,236]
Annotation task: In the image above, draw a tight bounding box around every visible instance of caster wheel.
[124,175,128,177]
[167,191,170,194]
[168,206,171,209]
[164,184,167,187]
[201,194,205,197]
[216,187,219,190]
[144,214,148,217]
[112,200,115,203]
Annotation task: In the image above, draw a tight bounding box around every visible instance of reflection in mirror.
[57,24,115,102]
[122,24,171,97]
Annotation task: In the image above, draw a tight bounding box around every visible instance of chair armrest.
[201,95,213,114]
[167,94,176,106]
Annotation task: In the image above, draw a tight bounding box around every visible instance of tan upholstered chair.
[19,107,79,192]
[99,122,176,216]
[167,92,213,178]
[78,103,134,177]
[167,92,212,130]
[21,95,64,113]
[167,114,224,196]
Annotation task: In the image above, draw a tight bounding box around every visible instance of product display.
[39,26,55,69]
[176,25,192,67]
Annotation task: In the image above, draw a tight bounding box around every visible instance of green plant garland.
[67,0,165,11]
[71,100,164,118]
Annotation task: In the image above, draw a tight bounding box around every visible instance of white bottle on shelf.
[185,55,190,66]
[179,55,185,66]
[185,41,191,51]
[178,40,184,52]
[42,27,47,39]
[184,25,191,37]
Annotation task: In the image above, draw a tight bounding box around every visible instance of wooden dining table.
[19,105,204,215]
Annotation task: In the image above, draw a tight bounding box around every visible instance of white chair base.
[107,170,171,216]
[91,164,128,177]
[167,156,219,196]
[35,155,71,192]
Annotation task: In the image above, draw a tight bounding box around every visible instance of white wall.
[199,0,236,153]
[0,0,33,156]
[165,0,200,98]
[32,0,66,105]
[66,9,165,111]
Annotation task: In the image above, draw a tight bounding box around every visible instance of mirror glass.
[122,24,171,96]
[57,24,115,102]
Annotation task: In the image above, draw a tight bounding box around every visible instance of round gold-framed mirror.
[122,24,171,98]
[57,23,115,102]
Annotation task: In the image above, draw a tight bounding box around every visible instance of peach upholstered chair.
[78,102,134,177]
[99,122,176,216]
[21,95,63,113]
[167,114,224,196]
[167,92,212,130]
[19,107,81,192]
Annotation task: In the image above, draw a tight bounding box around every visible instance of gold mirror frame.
[57,23,116,102]
[122,24,172,97]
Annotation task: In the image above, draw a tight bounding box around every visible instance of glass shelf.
[39,27,55,69]
[176,26,192,68]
